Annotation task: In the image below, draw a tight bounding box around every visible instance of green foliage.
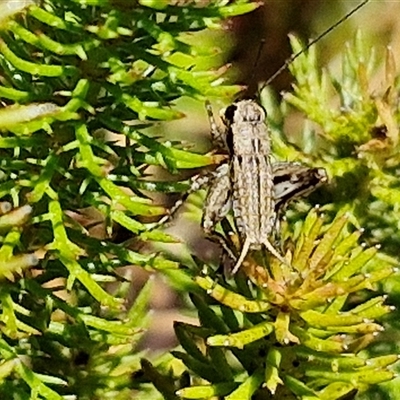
[0,1,398,400]
[0,0,257,398]
[148,29,400,400]
[161,211,398,400]
[273,33,400,256]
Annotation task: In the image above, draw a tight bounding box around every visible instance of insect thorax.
[223,99,271,156]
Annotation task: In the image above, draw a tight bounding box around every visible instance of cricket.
[162,0,370,274]
[202,100,327,273]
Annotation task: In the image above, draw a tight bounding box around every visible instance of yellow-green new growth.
[182,209,398,399]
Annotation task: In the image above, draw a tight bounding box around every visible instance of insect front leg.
[205,100,227,151]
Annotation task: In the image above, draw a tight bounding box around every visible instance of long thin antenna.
[260,0,370,90]
[249,39,266,85]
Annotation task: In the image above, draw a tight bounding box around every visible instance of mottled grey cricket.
[202,100,327,273]
[158,0,369,273]
[199,0,371,272]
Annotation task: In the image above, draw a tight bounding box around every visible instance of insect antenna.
[257,0,371,95]
[242,38,266,98]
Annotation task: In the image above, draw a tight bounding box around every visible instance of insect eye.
[223,104,237,125]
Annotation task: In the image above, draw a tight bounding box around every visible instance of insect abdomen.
[232,153,274,247]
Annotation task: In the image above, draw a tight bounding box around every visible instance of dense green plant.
[147,23,400,400]
[0,1,398,400]
[0,0,257,398]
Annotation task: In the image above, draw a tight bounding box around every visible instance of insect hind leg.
[201,162,240,271]
[206,229,237,267]
[202,162,231,232]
